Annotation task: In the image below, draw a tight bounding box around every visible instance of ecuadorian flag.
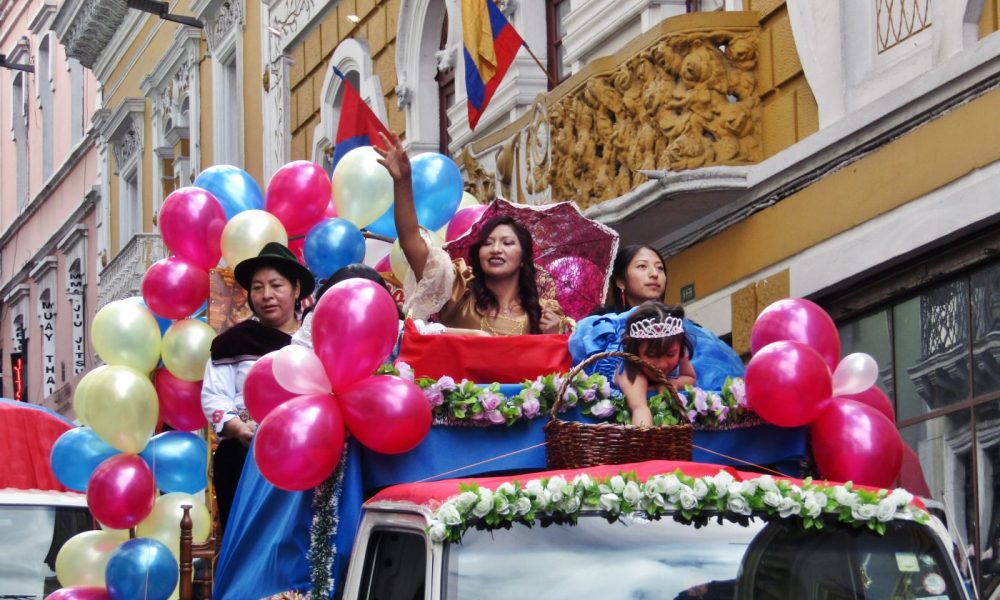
[462,0,524,130]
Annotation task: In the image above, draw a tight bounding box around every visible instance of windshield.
[444,514,965,600]
[0,505,94,600]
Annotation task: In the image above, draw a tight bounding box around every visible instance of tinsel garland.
[307,442,348,599]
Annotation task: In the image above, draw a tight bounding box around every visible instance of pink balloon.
[841,385,894,422]
[266,161,332,236]
[288,237,307,264]
[254,394,345,490]
[86,454,156,529]
[154,368,205,431]
[373,253,391,273]
[271,345,331,395]
[445,205,487,242]
[243,354,298,422]
[746,340,832,427]
[159,187,226,270]
[547,256,605,321]
[750,298,841,370]
[339,375,431,454]
[810,398,903,488]
[45,588,112,600]
[141,257,209,320]
[312,279,400,391]
[324,200,338,218]
[896,444,930,497]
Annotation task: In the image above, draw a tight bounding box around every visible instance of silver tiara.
[629,316,684,339]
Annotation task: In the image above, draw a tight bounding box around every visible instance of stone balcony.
[97,233,167,308]
[459,11,762,242]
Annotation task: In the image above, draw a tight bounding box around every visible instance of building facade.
[0,0,99,415]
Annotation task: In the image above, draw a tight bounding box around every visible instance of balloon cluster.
[247,279,432,491]
[745,298,902,488]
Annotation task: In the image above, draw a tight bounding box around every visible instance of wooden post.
[179,504,193,600]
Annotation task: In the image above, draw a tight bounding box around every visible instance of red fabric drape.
[396,319,572,382]
[0,402,72,491]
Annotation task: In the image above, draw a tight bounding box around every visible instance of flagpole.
[522,42,558,89]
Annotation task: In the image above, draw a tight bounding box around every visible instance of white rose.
[740,480,759,496]
[833,486,859,508]
[428,520,448,542]
[802,492,826,518]
[692,479,710,499]
[496,482,516,496]
[875,498,898,522]
[662,475,682,496]
[647,476,668,495]
[525,480,544,497]
[727,494,752,516]
[599,493,621,513]
[547,476,568,503]
[437,504,462,526]
[888,488,914,507]
[622,481,642,505]
[610,475,626,493]
[574,474,594,489]
[762,491,783,509]
[778,497,801,518]
[561,496,582,513]
[756,475,778,494]
[494,494,512,516]
[539,489,553,510]
[472,490,494,518]
[679,488,699,511]
[455,491,479,511]
[712,471,735,495]
[515,497,533,516]
[851,503,878,521]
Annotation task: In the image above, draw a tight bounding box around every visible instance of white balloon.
[832,352,879,396]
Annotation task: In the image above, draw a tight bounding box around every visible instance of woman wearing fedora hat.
[201,242,315,534]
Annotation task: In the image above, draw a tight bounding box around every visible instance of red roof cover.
[0,400,73,492]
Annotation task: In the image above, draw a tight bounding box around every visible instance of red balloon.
[159,187,226,270]
[266,161,332,235]
[86,454,156,529]
[243,354,299,422]
[324,200,338,219]
[154,368,205,431]
[254,394,345,490]
[896,444,931,497]
[45,588,112,600]
[339,375,431,454]
[746,340,832,427]
[750,298,841,370]
[288,237,307,264]
[810,398,903,488]
[445,205,487,242]
[141,257,209,320]
[312,279,400,391]
[841,385,894,422]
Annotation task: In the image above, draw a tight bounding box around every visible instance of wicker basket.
[544,351,693,469]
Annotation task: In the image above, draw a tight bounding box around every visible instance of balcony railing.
[98,233,167,308]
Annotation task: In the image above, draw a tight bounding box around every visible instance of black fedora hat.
[233,242,316,299]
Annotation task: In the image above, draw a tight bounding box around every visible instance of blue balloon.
[193,165,264,221]
[105,538,178,600]
[304,218,366,280]
[50,427,120,491]
[364,202,397,239]
[411,153,464,231]
[139,431,208,494]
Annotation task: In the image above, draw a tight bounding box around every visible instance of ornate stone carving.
[436,45,457,73]
[464,27,762,210]
[113,119,143,169]
[206,0,245,55]
[60,0,129,69]
[395,81,412,109]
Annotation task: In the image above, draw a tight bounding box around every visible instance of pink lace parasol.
[445,198,620,320]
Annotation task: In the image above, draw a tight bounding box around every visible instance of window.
[213,50,242,166]
[436,13,455,155]
[358,529,426,600]
[12,72,28,210]
[836,258,1000,596]
[69,58,85,145]
[546,0,570,86]
[119,169,141,246]
[37,34,54,180]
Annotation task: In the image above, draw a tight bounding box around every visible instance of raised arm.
[375,131,429,280]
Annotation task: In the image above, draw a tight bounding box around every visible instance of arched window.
[12,72,28,209]
[546,0,570,86]
[436,12,455,155]
[69,58,85,145]
[395,0,452,154]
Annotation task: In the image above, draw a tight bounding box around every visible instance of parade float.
[39,145,947,600]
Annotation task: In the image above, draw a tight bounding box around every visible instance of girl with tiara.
[617,301,697,426]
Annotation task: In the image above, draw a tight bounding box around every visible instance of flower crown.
[629,316,684,339]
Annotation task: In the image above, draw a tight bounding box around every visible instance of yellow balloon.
[73,365,108,426]
[220,209,288,267]
[55,530,123,588]
[459,191,481,209]
[91,299,161,373]
[162,319,216,382]
[137,492,212,559]
[332,146,394,229]
[87,365,158,453]
[100,522,132,540]
[389,239,410,285]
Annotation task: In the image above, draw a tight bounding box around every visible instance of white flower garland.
[426,469,928,543]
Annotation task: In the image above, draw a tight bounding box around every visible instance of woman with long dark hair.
[375,132,566,335]
[603,243,667,313]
